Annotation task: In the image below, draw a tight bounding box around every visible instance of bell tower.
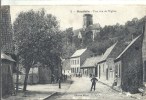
[83,14,93,29]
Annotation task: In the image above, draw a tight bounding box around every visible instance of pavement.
[48,77,146,100]
[3,80,72,100]
[98,77,146,100]
[3,77,146,100]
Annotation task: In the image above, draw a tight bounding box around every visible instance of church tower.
[83,14,93,29]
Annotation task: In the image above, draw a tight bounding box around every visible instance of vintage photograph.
[1,5,146,100]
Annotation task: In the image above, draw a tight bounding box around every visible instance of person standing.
[90,75,98,91]
[58,77,61,89]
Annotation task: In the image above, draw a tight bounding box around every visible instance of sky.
[10,5,146,30]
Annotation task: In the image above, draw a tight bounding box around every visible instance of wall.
[114,61,122,86]
[70,57,80,74]
[62,70,71,75]
[98,62,108,80]
[1,6,14,54]
[142,25,146,82]
[120,36,143,93]
[2,61,14,97]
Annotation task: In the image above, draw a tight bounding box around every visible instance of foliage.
[13,9,62,91]
[122,64,143,93]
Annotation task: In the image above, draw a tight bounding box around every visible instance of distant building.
[62,59,71,76]
[73,14,100,46]
[16,67,39,84]
[81,56,102,76]
[70,48,93,75]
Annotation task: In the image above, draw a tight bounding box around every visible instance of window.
[77,60,79,64]
[103,64,104,72]
[118,64,121,77]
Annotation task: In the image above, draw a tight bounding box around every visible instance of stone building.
[97,41,126,84]
[73,14,100,47]
[115,35,143,93]
[1,6,14,54]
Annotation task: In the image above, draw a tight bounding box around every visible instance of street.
[47,77,137,100]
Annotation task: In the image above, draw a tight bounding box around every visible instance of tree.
[13,9,62,92]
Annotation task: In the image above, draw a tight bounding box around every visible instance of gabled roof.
[73,29,82,36]
[98,42,117,63]
[71,48,87,58]
[1,52,16,62]
[62,59,70,70]
[81,56,102,68]
[88,23,100,30]
[116,34,142,60]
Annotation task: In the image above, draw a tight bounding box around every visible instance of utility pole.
[0,4,3,100]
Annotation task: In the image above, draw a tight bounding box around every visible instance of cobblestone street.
[48,77,143,100]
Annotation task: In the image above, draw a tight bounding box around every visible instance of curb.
[43,92,57,100]
[43,79,73,100]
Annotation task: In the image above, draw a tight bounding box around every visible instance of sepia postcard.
[1,2,146,100]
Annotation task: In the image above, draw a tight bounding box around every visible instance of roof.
[1,52,16,62]
[116,35,142,59]
[88,23,100,30]
[81,56,102,68]
[73,29,82,36]
[98,42,117,63]
[71,48,87,58]
[62,59,70,70]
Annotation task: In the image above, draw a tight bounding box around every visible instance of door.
[106,68,108,80]
[144,61,146,82]
[95,67,97,77]
[99,65,101,79]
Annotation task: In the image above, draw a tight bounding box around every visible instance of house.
[1,52,16,97]
[17,67,39,84]
[70,48,93,75]
[97,41,127,85]
[81,56,102,76]
[62,59,71,76]
[114,35,143,93]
